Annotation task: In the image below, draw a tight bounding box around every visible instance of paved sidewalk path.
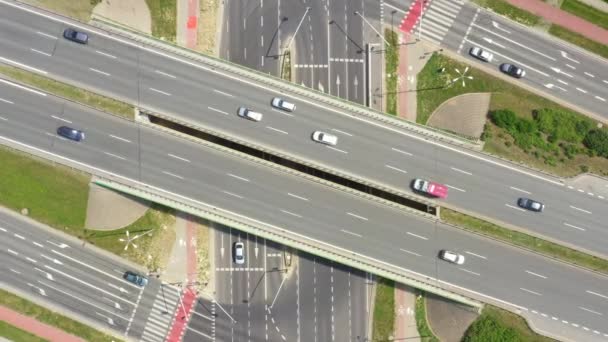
[0,305,85,342]
[504,0,608,45]
[177,0,200,48]
[394,283,421,342]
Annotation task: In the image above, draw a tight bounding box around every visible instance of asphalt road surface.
[0,207,182,342]
[1,57,608,341]
[0,2,606,260]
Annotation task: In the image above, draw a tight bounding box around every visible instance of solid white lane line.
[584,72,595,78]
[451,167,472,175]
[36,31,57,39]
[331,128,353,136]
[280,209,302,218]
[579,307,603,316]
[596,96,606,102]
[576,87,587,94]
[587,290,608,300]
[287,193,309,201]
[520,288,542,296]
[406,232,428,240]
[95,50,117,59]
[399,248,421,257]
[162,171,183,179]
[385,164,407,174]
[207,106,229,115]
[89,68,111,76]
[563,222,586,231]
[505,204,526,212]
[223,191,243,199]
[149,87,171,96]
[14,233,25,240]
[109,134,131,143]
[0,97,14,104]
[445,184,466,192]
[327,146,348,154]
[347,212,368,221]
[266,126,288,135]
[525,270,547,279]
[465,251,487,259]
[472,23,556,61]
[509,186,531,194]
[569,205,592,214]
[154,69,176,78]
[213,89,233,97]
[0,78,47,96]
[227,173,249,182]
[391,147,413,156]
[30,48,51,57]
[51,115,72,123]
[103,152,126,160]
[340,229,362,238]
[460,269,480,276]
[168,153,191,162]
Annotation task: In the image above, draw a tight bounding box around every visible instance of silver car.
[439,250,465,265]
[312,131,338,146]
[469,46,493,62]
[233,242,245,264]
[237,107,263,122]
[271,97,296,112]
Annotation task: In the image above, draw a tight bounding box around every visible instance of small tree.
[583,129,608,158]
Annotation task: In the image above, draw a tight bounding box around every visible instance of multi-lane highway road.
[2,48,608,341]
[0,1,606,262]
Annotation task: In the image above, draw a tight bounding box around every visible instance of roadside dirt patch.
[427,93,490,139]
[425,293,479,342]
[85,183,149,231]
[22,0,95,21]
[92,0,152,34]
[196,0,220,55]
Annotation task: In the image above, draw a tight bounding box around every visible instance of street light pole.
[355,11,390,46]
[283,7,311,55]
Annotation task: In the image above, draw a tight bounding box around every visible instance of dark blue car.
[123,271,148,287]
[57,126,85,142]
[63,28,89,44]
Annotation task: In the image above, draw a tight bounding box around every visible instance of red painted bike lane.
[0,305,85,342]
[399,0,431,33]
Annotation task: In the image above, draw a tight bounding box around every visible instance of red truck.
[412,178,448,198]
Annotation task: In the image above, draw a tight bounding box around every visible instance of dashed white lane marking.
[587,290,608,300]
[465,251,487,259]
[451,167,472,175]
[0,97,13,104]
[14,233,25,240]
[525,270,547,279]
[391,147,413,156]
[584,72,595,78]
[505,204,526,212]
[162,171,183,180]
[287,193,309,201]
[347,212,368,221]
[595,96,606,102]
[327,146,348,154]
[89,68,111,77]
[0,116,6,121]
[149,87,171,96]
[385,164,407,174]
[7,249,18,255]
[30,48,51,57]
[563,222,586,231]
[406,232,428,240]
[104,152,126,160]
[266,126,288,135]
[96,50,117,59]
[207,106,229,115]
[51,115,72,123]
[569,205,592,214]
[557,79,568,85]
[579,307,603,316]
[603,80,608,84]
[281,209,302,218]
[293,64,329,68]
[460,268,480,276]
[36,31,57,39]
[340,229,362,238]
[215,267,264,271]
[32,242,44,248]
[520,288,542,296]
[509,186,531,194]
[168,153,190,162]
[566,64,576,70]
[0,227,7,232]
[26,257,37,263]
[576,87,587,94]
[213,89,233,97]
[222,191,243,199]
[399,248,421,257]
[446,184,466,192]
[331,128,353,136]
[109,134,131,143]
[227,173,249,182]
[154,69,176,78]
[329,58,364,63]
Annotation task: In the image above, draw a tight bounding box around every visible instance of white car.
[469,46,493,62]
[233,242,245,264]
[237,107,263,122]
[271,97,296,112]
[439,250,465,265]
[312,131,338,146]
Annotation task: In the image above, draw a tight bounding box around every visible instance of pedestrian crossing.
[140,284,181,342]
[399,0,465,45]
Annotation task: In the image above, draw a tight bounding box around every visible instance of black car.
[57,126,85,142]
[518,198,544,212]
[63,28,89,44]
[123,271,148,287]
[500,63,526,78]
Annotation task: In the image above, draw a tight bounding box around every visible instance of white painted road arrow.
[551,67,573,78]
[560,51,580,64]
[483,37,505,48]
[492,21,511,34]
[544,83,567,92]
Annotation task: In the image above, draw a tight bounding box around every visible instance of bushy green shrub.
[583,129,608,157]
[490,109,517,131]
[534,108,593,143]
[462,314,519,342]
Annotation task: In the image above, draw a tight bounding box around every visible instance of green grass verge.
[415,292,440,342]
[549,24,608,59]
[441,208,608,275]
[0,147,90,235]
[21,0,95,21]
[470,0,541,26]
[384,29,399,116]
[0,289,122,342]
[0,65,134,119]
[0,320,48,342]
[463,305,556,342]
[372,277,395,341]
[561,0,608,30]
[282,51,292,82]
[146,0,177,42]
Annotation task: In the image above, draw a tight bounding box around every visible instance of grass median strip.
[548,24,608,59]
[441,208,608,275]
[415,292,440,342]
[0,289,121,342]
[0,65,134,119]
[384,29,399,116]
[146,0,177,42]
[372,277,395,341]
